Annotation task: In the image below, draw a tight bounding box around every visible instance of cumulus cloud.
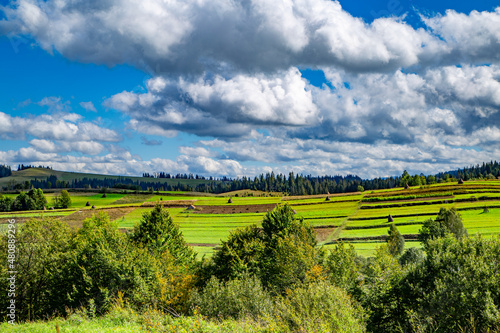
[0,111,121,142]
[2,0,499,75]
[105,68,316,139]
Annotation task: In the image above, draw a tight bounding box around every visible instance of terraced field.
[3,180,500,256]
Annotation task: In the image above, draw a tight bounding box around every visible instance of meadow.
[3,180,500,256]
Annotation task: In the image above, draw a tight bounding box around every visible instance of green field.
[4,180,500,256]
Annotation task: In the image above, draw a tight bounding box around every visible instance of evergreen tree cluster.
[455,160,500,180]
[0,165,12,178]
[17,164,52,171]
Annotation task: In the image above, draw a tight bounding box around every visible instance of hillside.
[2,179,500,256]
[0,168,218,191]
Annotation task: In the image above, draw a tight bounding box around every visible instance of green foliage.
[357,185,365,192]
[398,247,424,266]
[130,204,195,265]
[28,188,48,209]
[360,245,404,333]
[11,192,36,211]
[0,218,72,321]
[324,242,361,290]
[387,224,405,256]
[53,190,72,208]
[191,274,273,320]
[272,280,366,333]
[397,236,500,332]
[261,232,319,293]
[418,207,468,245]
[68,213,163,314]
[208,225,265,281]
[0,196,13,211]
[206,204,322,294]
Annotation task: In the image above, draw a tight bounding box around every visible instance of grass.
[5,179,500,257]
[0,312,270,333]
[338,224,421,239]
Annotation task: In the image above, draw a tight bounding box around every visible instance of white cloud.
[0,111,121,142]
[80,101,97,112]
[29,139,105,155]
[3,1,499,74]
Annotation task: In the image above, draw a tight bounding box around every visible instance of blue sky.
[0,0,499,178]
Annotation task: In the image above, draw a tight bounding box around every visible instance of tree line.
[2,160,500,194]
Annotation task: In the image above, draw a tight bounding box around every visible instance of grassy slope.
[3,178,500,257]
[0,168,218,189]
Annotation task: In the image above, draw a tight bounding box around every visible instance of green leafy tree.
[53,190,71,208]
[28,188,47,210]
[207,204,323,294]
[398,247,424,266]
[11,192,36,211]
[130,204,195,265]
[419,207,468,246]
[324,242,361,290]
[387,224,405,256]
[0,218,72,321]
[400,170,412,187]
[361,245,404,333]
[67,212,166,314]
[0,196,13,212]
[208,225,265,281]
[397,236,500,332]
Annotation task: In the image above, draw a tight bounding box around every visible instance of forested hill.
[0,161,499,194]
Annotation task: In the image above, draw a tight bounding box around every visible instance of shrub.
[271,280,366,333]
[0,218,72,321]
[398,247,424,266]
[387,224,405,256]
[323,242,361,290]
[418,207,468,246]
[190,274,273,320]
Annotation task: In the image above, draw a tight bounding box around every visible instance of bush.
[191,274,273,320]
[398,247,424,266]
[271,280,366,333]
[397,236,500,332]
[387,224,405,256]
[0,218,72,321]
[324,242,361,290]
[418,207,468,246]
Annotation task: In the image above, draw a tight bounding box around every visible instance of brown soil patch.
[314,226,336,242]
[284,192,361,201]
[141,200,195,207]
[61,207,136,228]
[193,203,277,214]
[0,217,32,225]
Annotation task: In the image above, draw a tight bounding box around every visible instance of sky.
[0,0,499,179]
